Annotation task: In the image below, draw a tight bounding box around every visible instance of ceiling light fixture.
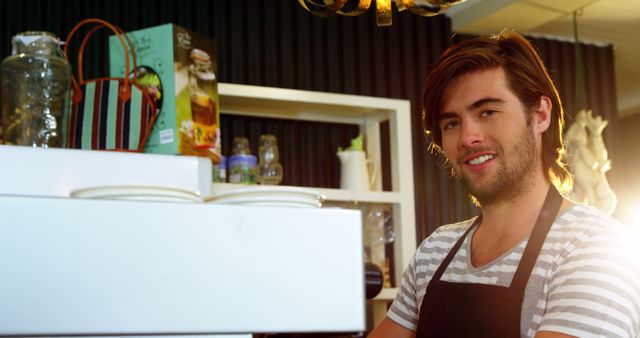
[297,0,467,26]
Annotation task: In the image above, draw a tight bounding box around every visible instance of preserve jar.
[1,31,71,147]
[228,137,257,184]
[257,134,283,185]
[188,48,217,148]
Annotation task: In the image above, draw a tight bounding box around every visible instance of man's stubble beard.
[452,124,538,207]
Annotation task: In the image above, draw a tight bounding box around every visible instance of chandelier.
[298,0,468,26]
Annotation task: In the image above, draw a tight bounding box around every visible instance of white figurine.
[565,109,617,214]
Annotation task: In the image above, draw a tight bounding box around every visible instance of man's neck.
[481,180,551,234]
[470,175,552,267]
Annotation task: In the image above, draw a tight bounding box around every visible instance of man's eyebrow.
[437,112,458,123]
[468,97,505,110]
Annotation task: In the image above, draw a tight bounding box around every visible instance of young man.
[368,31,639,338]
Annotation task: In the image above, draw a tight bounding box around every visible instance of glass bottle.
[1,31,71,148]
[188,48,217,149]
[212,155,227,183]
[257,134,283,185]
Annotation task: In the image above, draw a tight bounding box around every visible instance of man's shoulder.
[418,217,477,249]
[434,217,478,233]
[539,204,640,338]
[558,203,621,224]
[553,203,627,238]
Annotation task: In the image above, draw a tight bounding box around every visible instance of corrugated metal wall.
[0,0,618,243]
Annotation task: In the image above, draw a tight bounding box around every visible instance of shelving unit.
[217,83,417,325]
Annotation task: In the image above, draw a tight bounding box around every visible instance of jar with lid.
[212,155,227,183]
[257,134,283,185]
[1,31,71,147]
[188,48,217,149]
[228,137,257,184]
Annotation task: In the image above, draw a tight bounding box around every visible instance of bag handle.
[77,23,138,85]
[64,18,134,104]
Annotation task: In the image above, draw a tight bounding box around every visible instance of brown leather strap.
[63,18,134,102]
[77,24,138,84]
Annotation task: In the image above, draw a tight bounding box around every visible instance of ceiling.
[445,0,640,118]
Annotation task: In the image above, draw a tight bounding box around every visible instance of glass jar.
[228,137,257,184]
[212,155,227,183]
[1,31,71,148]
[257,134,283,185]
[188,48,217,149]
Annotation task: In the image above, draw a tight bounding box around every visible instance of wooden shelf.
[372,287,398,302]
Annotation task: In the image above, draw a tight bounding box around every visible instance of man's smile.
[459,151,497,168]
[467,154,495,165]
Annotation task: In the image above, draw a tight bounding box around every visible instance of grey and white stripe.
[387,204,640,337]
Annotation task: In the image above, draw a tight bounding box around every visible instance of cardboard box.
[109,24,221,163]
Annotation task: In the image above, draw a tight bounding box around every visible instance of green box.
[109,23,221,163]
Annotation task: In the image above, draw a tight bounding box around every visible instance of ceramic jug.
[337,150,377,191]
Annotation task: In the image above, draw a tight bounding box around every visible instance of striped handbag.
[63,18,157,152]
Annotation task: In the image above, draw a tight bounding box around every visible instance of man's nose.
[458,119,483,148]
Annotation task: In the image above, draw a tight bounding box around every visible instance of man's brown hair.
[422,30,572,193]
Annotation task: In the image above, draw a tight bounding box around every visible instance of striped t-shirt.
[388,204,640,337]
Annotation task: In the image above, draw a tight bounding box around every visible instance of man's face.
[438,67,539,205]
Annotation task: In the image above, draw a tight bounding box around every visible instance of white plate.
[203,186,324,207]
[70,185,201,203]
[206,194,320,205]
[210,200,320,208]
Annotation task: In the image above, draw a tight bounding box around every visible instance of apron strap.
[430,187,562,286]
[510,187,563,293]
[430,215,482,281]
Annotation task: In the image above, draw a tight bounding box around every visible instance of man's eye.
[480,110,496,117]
[441,120,459,130]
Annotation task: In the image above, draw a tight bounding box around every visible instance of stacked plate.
[204,186,324,208]
[69,185,201,203]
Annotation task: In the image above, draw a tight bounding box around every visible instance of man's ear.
[533,96,552,134]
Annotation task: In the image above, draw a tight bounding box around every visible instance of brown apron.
[415,188,562,338]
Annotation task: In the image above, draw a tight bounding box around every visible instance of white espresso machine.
[0,145,366,337]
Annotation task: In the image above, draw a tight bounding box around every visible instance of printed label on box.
[159,129,174,144]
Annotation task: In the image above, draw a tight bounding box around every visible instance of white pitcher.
[337,150,377,191]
